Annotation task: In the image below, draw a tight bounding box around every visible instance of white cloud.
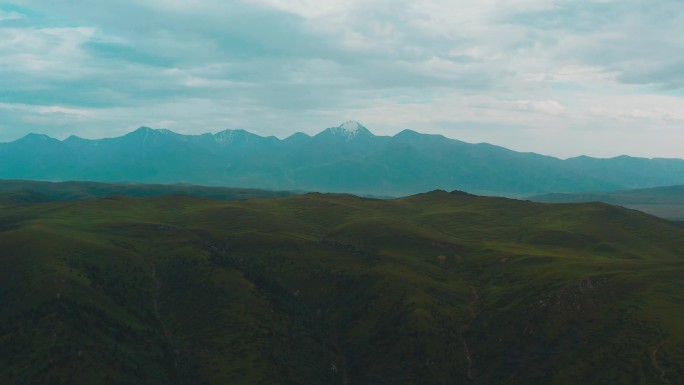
[0,9,24,20]
[247,0,371,19]
[513,100,566,115]
[0,27,96,77]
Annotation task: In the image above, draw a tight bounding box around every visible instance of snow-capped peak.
[324,121,370,141]
[340,121,363,133]
[213,129,259,145]
[214,130,242,145]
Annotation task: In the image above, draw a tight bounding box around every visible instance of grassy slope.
[0,179,297,205]
[529,184,684,221]
[1,191,684,384]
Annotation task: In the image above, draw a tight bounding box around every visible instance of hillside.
[530,184,684,221]
[2,190,684,384]
[0,180,296,206]
[3,122,684,196]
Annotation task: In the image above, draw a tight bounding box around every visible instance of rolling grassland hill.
[0,180,297,206]
[530,184,684,221]
[2,190,684,384]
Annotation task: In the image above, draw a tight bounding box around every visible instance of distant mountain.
[529,184,684,221]
[3,121,684,196]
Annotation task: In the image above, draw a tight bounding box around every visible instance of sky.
[0,0,683,159]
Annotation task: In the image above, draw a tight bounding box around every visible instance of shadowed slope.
[2,191,684,384]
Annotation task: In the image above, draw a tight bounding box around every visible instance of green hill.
[2,191,684,384]
[530,184,684,221]
[0,180,296,206]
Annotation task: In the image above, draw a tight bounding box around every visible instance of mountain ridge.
[3,122,684,196]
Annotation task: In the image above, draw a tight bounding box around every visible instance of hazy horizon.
[1,1,683,158]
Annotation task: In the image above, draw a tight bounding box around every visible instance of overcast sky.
[1,0,683,158]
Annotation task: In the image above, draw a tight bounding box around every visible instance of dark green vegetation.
[0,180,295,206]
[4,122,684,196]
[531,184,684,221]
[2,190,684,384]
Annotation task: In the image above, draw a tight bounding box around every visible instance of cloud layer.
[1,0,683,158]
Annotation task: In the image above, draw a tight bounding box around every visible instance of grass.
[529,184,684,221]
[1,188,684,384]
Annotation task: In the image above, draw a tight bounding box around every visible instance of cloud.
[0,0,683,158]
[0,9,24,20]
[0,27,96,78]
[513,100,566,115]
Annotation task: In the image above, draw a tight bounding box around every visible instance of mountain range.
[3,121,684,196]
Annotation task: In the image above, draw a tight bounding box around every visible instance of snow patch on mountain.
[214,129,248,145]
[341,121,362,133]
[327,121,370,141]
